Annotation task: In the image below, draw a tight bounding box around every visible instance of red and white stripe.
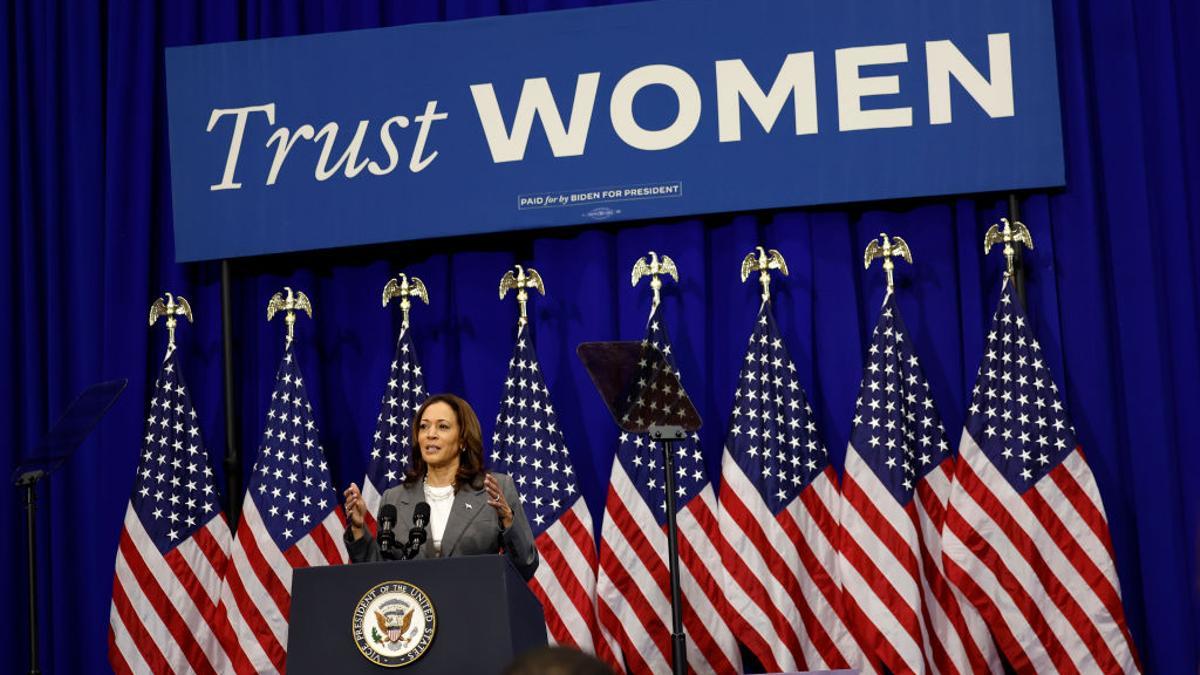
[942,431,1140,674]
[528,497,620,663]
[215,496,348,674]
[839,447,1001,675]
[717,451,876,674]
[109,506,234,674]
[359,477,383,535]
[596,460,742,674]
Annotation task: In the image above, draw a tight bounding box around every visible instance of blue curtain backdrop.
[2,0,1197,672]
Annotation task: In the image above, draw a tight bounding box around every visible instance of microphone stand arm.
[403,526,427,560]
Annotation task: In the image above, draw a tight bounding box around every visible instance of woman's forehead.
[420,401,457,422]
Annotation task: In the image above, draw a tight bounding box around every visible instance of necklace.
[423,479,455,501]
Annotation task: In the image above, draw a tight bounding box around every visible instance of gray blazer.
[344,472,539,581]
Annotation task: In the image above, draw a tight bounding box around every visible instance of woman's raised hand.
[344,482,366,538]
[484,473,514,530]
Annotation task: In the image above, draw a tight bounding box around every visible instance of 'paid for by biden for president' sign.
[166,0,1063,262]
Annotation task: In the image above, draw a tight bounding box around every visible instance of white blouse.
[423,482,455,556]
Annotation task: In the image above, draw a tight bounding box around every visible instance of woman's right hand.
[344,482,366,540]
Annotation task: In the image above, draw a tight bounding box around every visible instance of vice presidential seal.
[352,581,436,667]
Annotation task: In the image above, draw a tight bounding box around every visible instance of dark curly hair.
[403,393,485,492]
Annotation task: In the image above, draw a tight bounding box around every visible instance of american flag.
[596,306,742,674]
[361,325,426,534]
[942,280,1140,673]
[715,304,873,674]
[838,294,1000,674]
[490,325,616,662]
[216,345,348,673]
[109,347,234,674]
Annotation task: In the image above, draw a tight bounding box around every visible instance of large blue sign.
[165,0,1063,262]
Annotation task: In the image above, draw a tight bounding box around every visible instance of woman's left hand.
[484,474,514,530]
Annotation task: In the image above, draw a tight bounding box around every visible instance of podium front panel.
[288,555,546,674]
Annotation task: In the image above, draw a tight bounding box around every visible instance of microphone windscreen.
[413,501,431,527]
[379,504,398,528]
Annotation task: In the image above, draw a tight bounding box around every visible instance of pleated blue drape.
[2,1,1196,672]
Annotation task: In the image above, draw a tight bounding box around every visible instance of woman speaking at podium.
[342,393,539,581]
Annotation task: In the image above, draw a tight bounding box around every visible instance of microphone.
[377,504,398,554]
[403,502,431,560]
[413,501,430,528]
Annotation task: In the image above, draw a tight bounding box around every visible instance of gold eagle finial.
[631,251,679,315]
[148,292,193,350]
[266,286,313,344]
[382,273,429,328]
[863,232,913,293]
[739,246,789,304]
[983,217,1034,278]
[499,264,545,327]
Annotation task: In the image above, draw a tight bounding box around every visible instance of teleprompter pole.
[18,473,42,675]
[220,260,242,525]
[654,428,688,675]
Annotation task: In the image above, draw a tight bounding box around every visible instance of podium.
[287,555,546,673]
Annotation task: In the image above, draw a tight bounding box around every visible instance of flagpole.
[220,260,242,526]
[1007,193,1026,307]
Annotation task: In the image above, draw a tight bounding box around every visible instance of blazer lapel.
[439,484,488,556]
[390,482,419,524]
